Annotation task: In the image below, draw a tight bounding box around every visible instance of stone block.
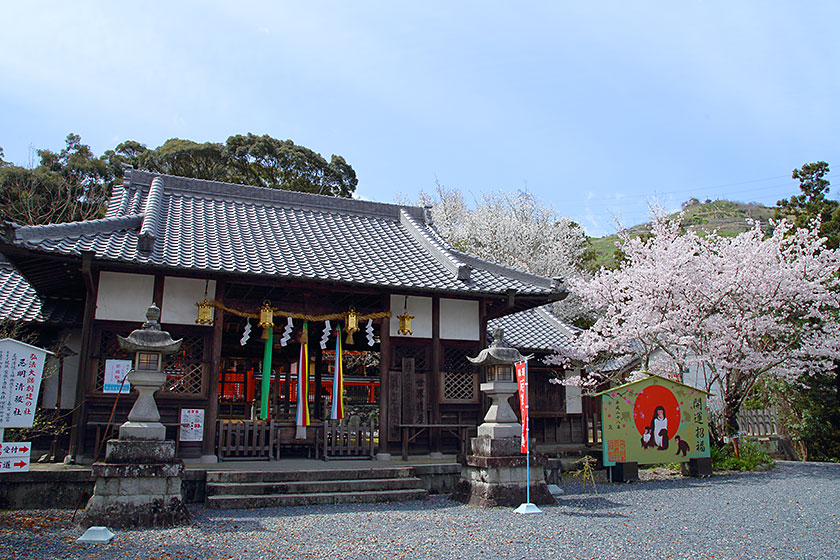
[93,477,120,497]
[611,462,639,482]
[681,457,712,477]
[106,440,176,463]
[93,462,183,478]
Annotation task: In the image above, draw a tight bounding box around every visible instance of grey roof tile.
[9,170,563,297]
[488,304,579,354]
[0,258,84,325]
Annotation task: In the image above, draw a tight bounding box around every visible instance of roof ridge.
[15,214,145,243]
[534,305,580,338]
[124,169,427,222]
[452,250,561,292]
[399,209,472,281]
[138,177,164,252]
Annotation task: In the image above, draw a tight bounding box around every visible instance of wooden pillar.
[430,296,441,452]
[68,258,98,462]
[379,295,391,453]
[202,279,225,460]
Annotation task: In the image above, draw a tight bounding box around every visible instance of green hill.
[586,199,775,270]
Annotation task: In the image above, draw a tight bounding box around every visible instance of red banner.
[515,361,528,454]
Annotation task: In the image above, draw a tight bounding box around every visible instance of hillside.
[586,199,776,270]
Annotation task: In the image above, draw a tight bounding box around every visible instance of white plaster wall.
[439,298,480,341]
[41,329,82,410]
[565,367,583,414]
[389,295,432,338]
[95,272,155,321]
[161,277,216,326]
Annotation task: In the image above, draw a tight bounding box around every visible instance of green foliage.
[710,440,774,471]
[776,161,840,249]
[765,370,840,462]
[2,133,359,227]
[0,134,112,225]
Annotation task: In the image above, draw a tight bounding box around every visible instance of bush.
[711,440,774,471]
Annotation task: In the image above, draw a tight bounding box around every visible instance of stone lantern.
[117,304,183,441]
[81,304,190,528]
[451,328,555,507]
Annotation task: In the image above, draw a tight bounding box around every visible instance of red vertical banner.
[515,361,528,454]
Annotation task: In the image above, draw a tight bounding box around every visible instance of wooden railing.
[737,407,778,437]
[321,419,377,460]
[217,419,274,460]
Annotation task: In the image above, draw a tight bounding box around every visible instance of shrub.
[711,440,774,471]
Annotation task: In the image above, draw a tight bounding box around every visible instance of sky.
[2,1,839,237]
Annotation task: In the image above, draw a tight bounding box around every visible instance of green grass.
[711,440,774,472]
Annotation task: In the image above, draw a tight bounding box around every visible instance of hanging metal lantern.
[397,311,415,336]
[258,300,274,329]
[195,299,214,325]
[195,280,214,325]
[345,308,360,344]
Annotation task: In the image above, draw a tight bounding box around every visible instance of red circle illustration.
[633,384,680,436]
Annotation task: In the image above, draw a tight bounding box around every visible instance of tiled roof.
[488,304,579,354]
[0,258,84,325]
[5,170,564,298]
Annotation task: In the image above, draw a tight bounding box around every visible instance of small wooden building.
[0,170,565,462]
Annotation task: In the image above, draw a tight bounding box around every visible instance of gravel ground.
[1,460,838,560]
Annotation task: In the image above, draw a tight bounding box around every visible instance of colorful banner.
[330,323,345,420]
[515,361,528,454]
[295,323,310,438]
[596,374,712,466]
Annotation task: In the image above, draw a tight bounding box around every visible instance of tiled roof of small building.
[6,170,563,298]
[488,304,579,354]
[0,258,83,325]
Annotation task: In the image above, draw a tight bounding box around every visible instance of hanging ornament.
[320,320,332,350]
[258,300,274,328]
[258,300,274,340]
[345,307,360,344]
[240,320,252,346]
[397,296,414,335]
[280,317,294,347]
[365,319,375,346]
[195,280,214,325]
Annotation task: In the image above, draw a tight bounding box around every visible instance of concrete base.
[376,453,393,462]
[80,439,189,528]
[681,457,713,477]
[450,436,556,508]
[119,421,166,441]
[199,454,219,464]
[610,461,639,482]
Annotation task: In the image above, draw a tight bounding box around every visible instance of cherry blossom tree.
[420,184,589,279]
[548,212,840,438]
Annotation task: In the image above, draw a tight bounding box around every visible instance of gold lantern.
[195,280,214,325]
[345,307,360,344]
[195,299,214,325]
[258,300,274,339]
[397,311,414,336]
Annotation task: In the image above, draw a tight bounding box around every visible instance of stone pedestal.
[610,461,639,482]
[80,439,189,528]
[451,436,555,507]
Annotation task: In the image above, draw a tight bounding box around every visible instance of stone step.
[206,477,423,496]
[206,488,428,509]
[205,467,414,484]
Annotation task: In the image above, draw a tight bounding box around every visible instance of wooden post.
[68,256,97,462]
[202,279,225,460]
[379,307,391,451]
[430,296,441,453]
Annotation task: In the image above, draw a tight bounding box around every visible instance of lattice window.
[162,335,206,395]
[440,344,478,403]
[392,344,427,371]
[93,328,132,392]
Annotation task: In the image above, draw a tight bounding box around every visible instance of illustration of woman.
[649,405,669,450]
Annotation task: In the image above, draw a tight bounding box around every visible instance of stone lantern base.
[451,436,555,507]
[80,439,189,528]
